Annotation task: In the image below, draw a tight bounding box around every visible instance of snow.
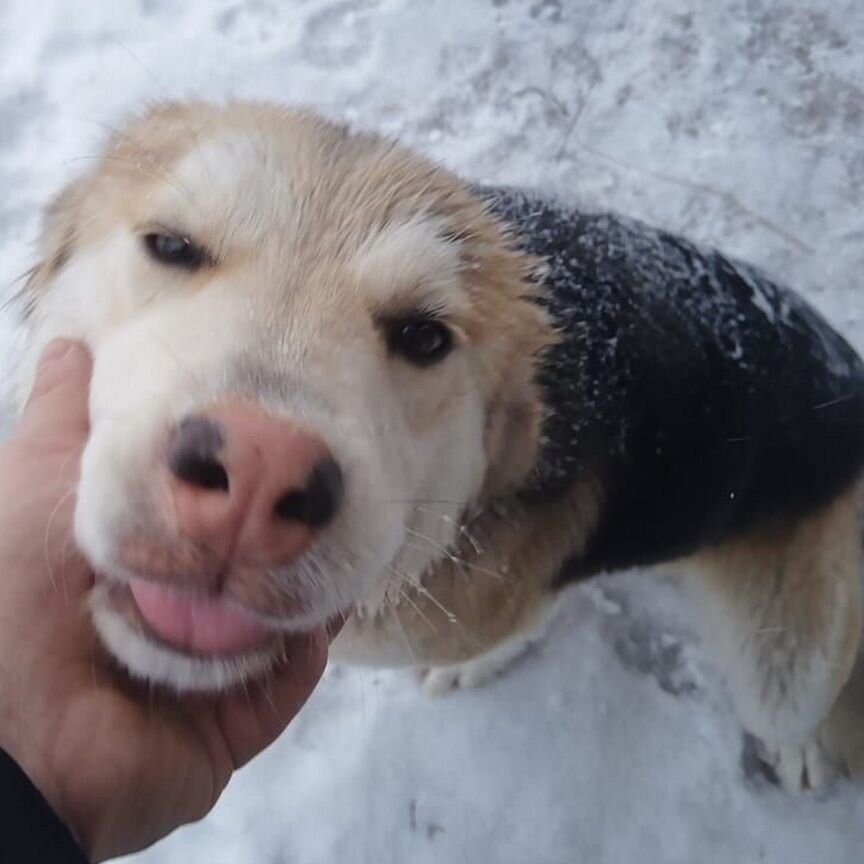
[1,1,863,862]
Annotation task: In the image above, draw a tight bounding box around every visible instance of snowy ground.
[2,1,864,861]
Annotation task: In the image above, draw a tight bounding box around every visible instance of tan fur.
[680,480,863,788]
[819,647,864,781]
[334,479,600,668]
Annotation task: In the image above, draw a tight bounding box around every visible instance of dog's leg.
[817,644,864,781]
[420,595,559,695]
[685,483,862,791]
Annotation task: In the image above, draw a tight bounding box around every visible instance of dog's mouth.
[100,576,285,659]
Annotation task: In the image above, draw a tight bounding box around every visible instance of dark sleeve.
[0,748,89,863]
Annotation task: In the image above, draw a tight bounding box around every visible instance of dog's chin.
[88,579,312,693]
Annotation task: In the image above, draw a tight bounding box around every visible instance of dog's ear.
[20,174,93,308]
[482,376,544,499]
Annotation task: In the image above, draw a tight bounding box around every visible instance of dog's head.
[17,101,550,690]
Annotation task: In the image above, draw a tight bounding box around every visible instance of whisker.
[410,581,458,624]
[404,526,453,560]
[63,154,197,206]
[149,333,206,390]
[400,533,508,584]
[386,570,437,634]
[43,485,76,596]
[388,592,419,664]
[109,38,175,102]
[385,562,461,626]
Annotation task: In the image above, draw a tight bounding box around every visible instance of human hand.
[0,340,331,861]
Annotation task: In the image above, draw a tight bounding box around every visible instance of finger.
[19,339,92,442]
[216,628,329,769]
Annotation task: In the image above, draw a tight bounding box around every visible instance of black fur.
[481,187,864,584]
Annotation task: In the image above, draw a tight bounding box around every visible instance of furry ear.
[482,379,544,499]
[7,173,94,414]
[19,174,92,310]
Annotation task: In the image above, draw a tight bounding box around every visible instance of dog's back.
[481,186,864,579]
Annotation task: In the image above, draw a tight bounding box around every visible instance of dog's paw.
[419,631,539,697]
[420,661,499,696]
[777,741,839,792]
[748,736,839,793]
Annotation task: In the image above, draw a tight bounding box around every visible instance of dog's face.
[17,102,549,690]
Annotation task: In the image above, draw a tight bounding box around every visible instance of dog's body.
[336,186,864,789]
[486,185,864,576]
[13,101,864,791]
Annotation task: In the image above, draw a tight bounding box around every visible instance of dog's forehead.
[156,127,443,251]
[352,215,469,315]
[148,125,467,308]
[162,131,295,244]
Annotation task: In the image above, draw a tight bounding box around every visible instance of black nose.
[274,457,344,528]
[168,416,229,492]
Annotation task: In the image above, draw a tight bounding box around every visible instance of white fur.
[353,214,472,318]
[19,125,490,691]
[684,560,858,791]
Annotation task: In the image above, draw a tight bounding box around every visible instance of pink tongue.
[129,580,273,655]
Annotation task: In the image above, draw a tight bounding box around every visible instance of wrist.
[0,703,93,857]
[0,746,89,863]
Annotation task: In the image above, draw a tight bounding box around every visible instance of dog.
[12,100,864,792]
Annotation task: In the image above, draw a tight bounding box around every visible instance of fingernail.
[39,338,79,368]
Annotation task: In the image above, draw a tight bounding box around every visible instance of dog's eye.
[143,233,206,270]
[386,316,453,366]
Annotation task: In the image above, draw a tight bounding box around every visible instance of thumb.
[19,339,93,441]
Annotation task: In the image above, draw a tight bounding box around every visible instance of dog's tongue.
[129,580,273,655]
